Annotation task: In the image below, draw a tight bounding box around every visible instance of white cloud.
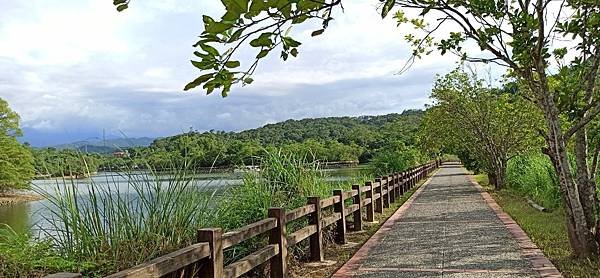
[0,0,463,146]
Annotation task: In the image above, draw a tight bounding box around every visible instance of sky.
[0,0,463,147]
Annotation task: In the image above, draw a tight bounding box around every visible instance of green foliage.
[505,154,561,209]
[32,148,102,177]
[0,98,34,191]
[38,160,222,274]
[0,225,95,277]
[422,70,541,188]
[99,111,425,170]
[218,149,331,231]
[370,141,426,176]
[114,0,341,96]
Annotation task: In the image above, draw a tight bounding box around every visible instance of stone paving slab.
[333,162,562,278]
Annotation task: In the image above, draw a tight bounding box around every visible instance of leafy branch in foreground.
[114,0,343,97]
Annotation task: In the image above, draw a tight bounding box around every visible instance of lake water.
[0,167,368,236]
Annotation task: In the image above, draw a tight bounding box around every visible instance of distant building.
[113,150,129,158]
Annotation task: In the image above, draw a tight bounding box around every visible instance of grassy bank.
[474,174,600,277]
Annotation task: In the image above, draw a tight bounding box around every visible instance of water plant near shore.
[37,158,223,275]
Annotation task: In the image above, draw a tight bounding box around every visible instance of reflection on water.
[0,202,30,234]
[0,167,369,235]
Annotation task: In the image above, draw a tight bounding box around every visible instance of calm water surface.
[0,167,368,235]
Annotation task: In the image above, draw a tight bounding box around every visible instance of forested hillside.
[102,110,425,170]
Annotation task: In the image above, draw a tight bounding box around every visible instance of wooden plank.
[362,198,372,206]
[307,196,324,262]
[197,229,223,278]
[361,185,372,192]
[222,218,277,249]
[333,189,347,244]
[320,196,340,208]
[322,213,342,227]
[106,243,211,278]
[287,225,317,246]
[365,181,375,222]
[223,244,279,278]
[268,207,288,278]
[375,178,383,213]
[344,204,359,215]
[285,204,316,222]
[352,184,363,232]
[342,189,358,200]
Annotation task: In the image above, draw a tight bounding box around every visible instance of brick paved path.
[333,162,561,278]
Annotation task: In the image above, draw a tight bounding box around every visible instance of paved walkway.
[334,162,561,278]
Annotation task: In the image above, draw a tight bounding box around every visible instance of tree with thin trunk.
[423,69,541,189]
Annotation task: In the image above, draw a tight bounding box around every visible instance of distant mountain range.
[52,137,155,153]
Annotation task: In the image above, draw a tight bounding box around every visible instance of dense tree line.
[102,110,425,170]
[32,148,102,177]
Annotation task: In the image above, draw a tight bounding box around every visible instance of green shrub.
[505,154,561,209]
[370,141,427,176]
[0,225,95,277]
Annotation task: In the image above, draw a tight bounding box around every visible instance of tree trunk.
[488,171,498,189]
[574,129,599,230]
[495,158,507,190]
[540,93,599,257]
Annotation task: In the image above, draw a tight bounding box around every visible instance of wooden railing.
[46,160,442,278]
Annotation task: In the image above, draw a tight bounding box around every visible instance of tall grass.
[37,160,223,275]
[505,154,561,209]
[4,149,369,277]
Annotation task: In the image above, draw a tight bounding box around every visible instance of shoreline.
[0,193,44,205]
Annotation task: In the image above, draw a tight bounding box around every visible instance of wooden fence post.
[307,196,324,262]
[197,228,224,278]
[374,178,383,213]
[333,189,347,244]
[351,184,362,231]
[384,176,391,208]
[268,207,288,278]
[394,172,402,199]
[365,181,375,222]
[400,171,406,195]
[388,175,395,204]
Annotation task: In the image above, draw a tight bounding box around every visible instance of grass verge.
[473,174,600,278]
[290,171,435,277]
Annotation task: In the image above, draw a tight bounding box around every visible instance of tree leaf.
[311,29,325,37]
[256,49,269,59]
[381,0,395,18]
[200,44,220,56]
[184,74,215,91]
[225,61,241,68]
[116,4,128,12]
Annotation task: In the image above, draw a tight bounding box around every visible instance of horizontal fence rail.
[46,160,442,278]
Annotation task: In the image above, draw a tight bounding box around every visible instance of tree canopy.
[423,69,541,188]
[0,98,34,191]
